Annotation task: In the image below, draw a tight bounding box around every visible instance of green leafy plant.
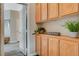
[64,21,79,32]
[32,27,40,35]
[33,27,46,35]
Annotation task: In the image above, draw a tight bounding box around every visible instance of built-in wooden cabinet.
[48,3,58,20]
[60,40,79,56]
[41,35,48,56]
[35,3,47,23]
[59,3,79,16]
[35,34,79,56]
[35,3,79,23]
[35,4,41,23]
[35,35,41,55]
[41,4,47,22]
[0,4,1,16]
[48,37,59,56]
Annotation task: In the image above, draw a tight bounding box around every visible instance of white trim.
[28,52,37,56]
[26,4,36,56]
[22,4,27,55]
[26,4,31,56]
[19,48,27,55]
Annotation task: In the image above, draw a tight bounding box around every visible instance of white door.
[10,4,27,55]
[19,5,27,55]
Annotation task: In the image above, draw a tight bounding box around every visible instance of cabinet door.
[60,40,79,56]
[0,4,1,16]
[41,3,47,22]
[35,4,41,23]
[59,3,79,16]
[41,35,48,56]
[35,35,41,55]
[48,37,59,56]
[48,3,58,20]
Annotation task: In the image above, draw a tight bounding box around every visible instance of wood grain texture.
[59,3,79,16]
[60,40,79,56]
[35,4,41,23]
[41,3,47,22]
[35,34,79,56]
[48,3,58,20]
[35,35,41,55]
[48,37,59,56]
[41,35,48,56]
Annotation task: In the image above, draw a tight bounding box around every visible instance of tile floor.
[4,42,24,56]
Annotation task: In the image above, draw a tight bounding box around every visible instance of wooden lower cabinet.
[48,37,59,56]
[35,35,41,55]
[35,34,79,56]
[41,35,48,56]
[60,40,79,56]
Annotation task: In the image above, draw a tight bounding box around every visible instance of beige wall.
[42,14,79,36]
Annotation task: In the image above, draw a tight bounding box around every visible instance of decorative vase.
[68,32,78,37]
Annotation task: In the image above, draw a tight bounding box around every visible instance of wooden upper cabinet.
[48,3,58,20]
[41,35,48,56]
[41,3,47,22]
[35,4,41,23]
[60,40,79,56]
[35,3,79,23]
[59,3,79,16]
[48,37,59,56]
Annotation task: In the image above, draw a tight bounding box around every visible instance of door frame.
[0,4,4,56]
[0,3,29,56]
[19,4,27,55]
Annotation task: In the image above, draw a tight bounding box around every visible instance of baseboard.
[19,48,27,55]
[27,52,37,56]
[9,41,19,44]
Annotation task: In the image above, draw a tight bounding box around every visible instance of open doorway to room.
[3,3,27,56]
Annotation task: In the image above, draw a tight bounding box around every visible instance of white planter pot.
[68,32,78,37]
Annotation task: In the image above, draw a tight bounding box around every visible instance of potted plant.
[64,21,79,37]
[32,27,46,35]
[32,27,40,35]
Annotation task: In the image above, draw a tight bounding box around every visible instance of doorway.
[3,3,27,56]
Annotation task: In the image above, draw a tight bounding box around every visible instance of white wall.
[4,10,10,37]
[42,14,79,36]
[10,10,20,42]
[4,10,10,19]
[27,4,37,56]
[4,3,22,11]
[4,3,22,41]
[4,20,10,37]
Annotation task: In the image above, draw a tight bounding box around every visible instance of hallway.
[4,42,24,56]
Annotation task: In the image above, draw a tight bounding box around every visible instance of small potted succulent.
[64,21,79,37]
[33,27,46,35]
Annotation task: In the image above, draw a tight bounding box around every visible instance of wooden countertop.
[36,34,79,43]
